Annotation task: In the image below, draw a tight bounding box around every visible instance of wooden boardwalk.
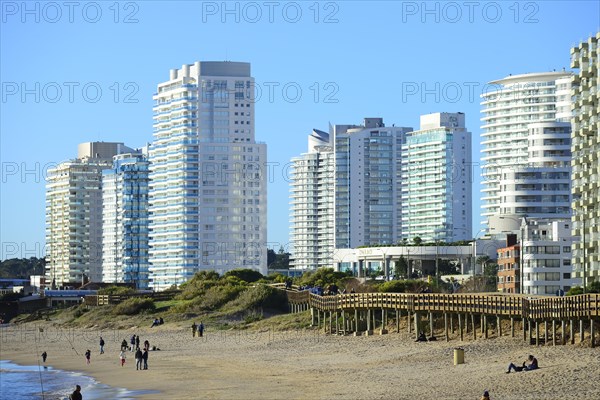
[277,285,600,347]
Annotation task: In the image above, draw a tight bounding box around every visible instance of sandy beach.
[2,320,600,400]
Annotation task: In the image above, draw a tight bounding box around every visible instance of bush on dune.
[226,284,288,313]
[113,297,155,315]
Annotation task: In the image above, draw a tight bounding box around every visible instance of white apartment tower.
[102,150,150,289]
[149,61,267,290]
[46,142,133,287]
[571,33,600,285]
[401,112,472,242]
[333,118,413,248]
[481,72,573,233]
[289,129,335,269]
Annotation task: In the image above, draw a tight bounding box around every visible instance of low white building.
[332,239,502,278]
[522,219,580,295]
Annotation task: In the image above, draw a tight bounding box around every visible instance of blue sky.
[1,1,598,259]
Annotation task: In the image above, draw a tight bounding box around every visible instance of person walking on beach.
[130,335,136,352]
[85,349,91,365]
[119,350,126,367]
[135,335,140,350]
[142,349,149,370]
[198,321,204,338]
[191,322,197,337]
[99,337,105,354]
[135,348,143,371]
[41,351,47,363]
[69,384,82,400]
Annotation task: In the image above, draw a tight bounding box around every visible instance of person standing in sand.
[99,337,105,354]
[142,349,149,370]
[198,321,204,337]
[191,322,197,337]
[84,349,91,365]
[41,351,47,363]
[135,348,143,370]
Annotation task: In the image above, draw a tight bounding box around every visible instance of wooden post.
[444,313,449,342]
[528,320,533,344]
[580,319,585,343]
[429,312,434,337]
[561,320,566,345]
[552,320,556,346]
[523,319,527,342]
[310,308,315,327]
[570,320,575,344]
[354,309,359,333]
[484,315,488,339]
[471,314,476,340]
[497,316,502,337]
[591,319,595,348]
[366,309,372,335]
[317,310,321,329]
[536,321,540,346]
[408,311,412,333]
[458,313,464,341]
[481,314,485,335]
[335,311,340,335]
[450,313,454,333]
[414,312,420,340]
[511,317,515,338]
[329,311,333,334]
[544,321,548,344]
[396,309,400,333]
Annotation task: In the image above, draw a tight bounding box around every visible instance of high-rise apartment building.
[289,129,335,270]
[571,32,600,286]
[481,72,573,233]
[149,61,267,290]
[401,112,472,242]
[46,142,132,287]
[102,150,150,289]
[333,118,412,248]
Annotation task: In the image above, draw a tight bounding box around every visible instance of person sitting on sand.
[121,339,128,351]
[507,355,538,373]
[151,318,160,328]
[480,390,491,400]
[415,331,427,342]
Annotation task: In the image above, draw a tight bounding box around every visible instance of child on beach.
[85,349,91,365]
[120,350,126,367]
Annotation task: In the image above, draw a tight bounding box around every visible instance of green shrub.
[200,285,244,310]
[227,284,287,312]
[224,268,263,283]
[98,286,136,296]
[296,268,352,288]
[378,280,407,293]
[567,286,584,296]
[113,297,155,315]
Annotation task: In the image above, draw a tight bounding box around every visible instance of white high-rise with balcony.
[481,72,572,233]
[333,118,413,248]
[289,129,335,270]
[102,150,150,289]
[149,61,267,291]
[401,112,472,242]
[46,142,133,287]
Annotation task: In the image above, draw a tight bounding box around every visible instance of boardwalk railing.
[283,290,600,321]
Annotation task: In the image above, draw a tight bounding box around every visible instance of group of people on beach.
[119,334,151,370]
[191,321,205,337]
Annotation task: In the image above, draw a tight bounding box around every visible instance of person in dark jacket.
[142,349,149,370]
[70,384,82,400]
[135,348,143,370]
